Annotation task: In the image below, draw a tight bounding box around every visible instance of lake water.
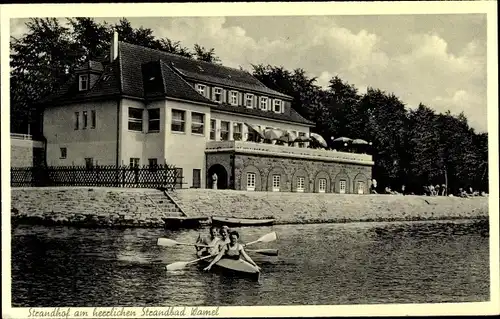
[11,219,489,306]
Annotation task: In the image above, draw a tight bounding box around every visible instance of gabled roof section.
[119,41,291,100]
[39,58,121,106]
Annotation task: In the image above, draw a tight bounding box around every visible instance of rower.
[196,226,219,257]
[203,230,261,272]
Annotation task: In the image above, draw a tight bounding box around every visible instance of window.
[339,180,347,194]
[297,177,305,192]
[148,158,158,172]
[191,112,205,135]
[130,158,140,168]
[357,181,365,194]
[60,147,67,159]
[247,172,256,191]
[210,119,216,140]
[79,75,88,91]
[319,178,327,193]
[245,93,254,108]
[90,110,96,129]
[148,158,157,166]
[74,112,79,130]
[175,167,183,188]
[148,109,160,132]
[128,108,143,131]
[84,157,93,169]
[196,84,206,96]
[192,169,201,188]
[220,121,230,141]
[230,91,238,106]
[260,97,268,110]
[273,99,282,113]
[82,111,88,129]
[171,109,185,132]
[272,175,281,192]
[233,123,242,141]
[213,87,223,103]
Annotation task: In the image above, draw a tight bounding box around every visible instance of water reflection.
[11,219,489,306]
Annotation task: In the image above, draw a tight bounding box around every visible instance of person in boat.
[203,230,261,272]
[211,225,230,253]
[196,226,220,257]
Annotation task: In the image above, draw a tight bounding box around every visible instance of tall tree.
[193,44,221,64]
[10,18,77,134]
[156,38,193,58]
[67,18,112,62]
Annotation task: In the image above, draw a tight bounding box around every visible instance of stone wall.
[169,189,489,224]
[11,187,181,227]
[233,154,372,193]
[11,138,45,168]
[10,187,489,228]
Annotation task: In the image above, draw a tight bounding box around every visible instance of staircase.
[142,189,186,218]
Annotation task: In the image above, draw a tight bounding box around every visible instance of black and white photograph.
[1,1,498,318]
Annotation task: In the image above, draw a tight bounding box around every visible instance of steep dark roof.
[39,58,121,105]
[40,41,313,125]
[118,42,291,99]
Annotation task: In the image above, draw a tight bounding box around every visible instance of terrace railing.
[11,164,183,189]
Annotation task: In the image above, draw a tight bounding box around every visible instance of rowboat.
[211,216,275,227]
[198,256,260,281]
[162,216,210,229]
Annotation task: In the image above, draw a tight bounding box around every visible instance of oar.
[247,248,278,256]
[157,238,211,248]
[244,231,277,246]
[166,255,213,271]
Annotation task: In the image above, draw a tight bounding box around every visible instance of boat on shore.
[211,216,275,227]
[162,216,210,229]
[198,256,260,281]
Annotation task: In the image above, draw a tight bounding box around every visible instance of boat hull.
[162,216,210,230]
[211,216,275,227]
[200,257,260,281]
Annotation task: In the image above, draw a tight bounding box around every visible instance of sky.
[10,14,488,132]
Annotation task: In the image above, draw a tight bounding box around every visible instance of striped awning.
[279,130,298,143]
[310,133,328,148]
[244,123,265,139]
[263,128,285,140]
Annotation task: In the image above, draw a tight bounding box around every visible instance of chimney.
[110,31,119,62]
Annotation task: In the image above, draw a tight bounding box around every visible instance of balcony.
[206,140,374,166]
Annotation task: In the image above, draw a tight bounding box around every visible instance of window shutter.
[222,89,227,103]
[267,98,271,111]
[253,95,257,108]
[238,92,243,106]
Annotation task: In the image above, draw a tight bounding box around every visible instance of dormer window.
[213,87,222,103]
[196,84,206,96]
[273,99,283,113]
[79,75,89,91]
[245,93,254,108]
[230,91,238,106]
[260,97,268,110]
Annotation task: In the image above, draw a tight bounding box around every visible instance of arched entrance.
[207,164,229,189]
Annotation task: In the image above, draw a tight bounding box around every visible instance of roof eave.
[211,107,315,127]
[181,75,293,101]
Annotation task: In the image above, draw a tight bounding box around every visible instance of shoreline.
[10,187,489,229]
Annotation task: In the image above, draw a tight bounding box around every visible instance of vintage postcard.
[1,1,499,318]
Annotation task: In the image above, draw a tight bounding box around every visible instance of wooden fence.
[11,164,183,189]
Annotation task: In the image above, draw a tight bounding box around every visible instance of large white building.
[40,33,373,193]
